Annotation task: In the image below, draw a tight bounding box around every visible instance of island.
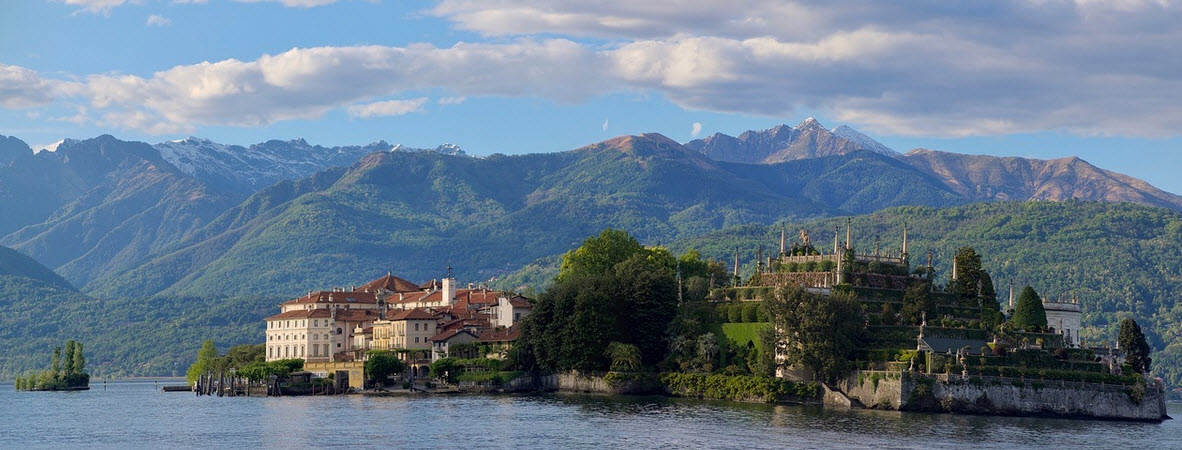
[14,340,89,391]
[185,226,1166,422]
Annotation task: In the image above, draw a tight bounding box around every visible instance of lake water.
[1,379,1177,449]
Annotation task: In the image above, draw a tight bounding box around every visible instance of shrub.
[742,303,759,323]
[727,304,743,323]
[659,372,820,403]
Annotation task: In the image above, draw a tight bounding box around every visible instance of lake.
[0,379,1176,449]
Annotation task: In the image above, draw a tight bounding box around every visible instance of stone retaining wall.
[839,370,1167,422]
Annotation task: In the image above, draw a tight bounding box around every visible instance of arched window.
[337,327,343,335]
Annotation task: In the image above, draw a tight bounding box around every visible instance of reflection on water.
[0,379,1175,449]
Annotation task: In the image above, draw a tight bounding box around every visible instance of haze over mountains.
[1,118,1179,299]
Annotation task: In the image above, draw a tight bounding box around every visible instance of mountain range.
[2,119,1182,378]
[0,118,1179,299]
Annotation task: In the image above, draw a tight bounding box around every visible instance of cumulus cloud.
[146,15,171,27]
[347,97,428,118]
[691,122,701,137]
[14,0,1182,137]
[0,64,64,108]
[430,0,1182,137]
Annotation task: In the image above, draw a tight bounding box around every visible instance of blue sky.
[3,1,1182,193]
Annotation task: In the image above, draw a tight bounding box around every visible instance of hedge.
[659,372,820,403]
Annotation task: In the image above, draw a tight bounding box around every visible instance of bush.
[659,372,820,403]
[727,304,743,323]
[742,303,759,323]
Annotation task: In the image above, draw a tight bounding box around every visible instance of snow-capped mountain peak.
[831,125,898,156]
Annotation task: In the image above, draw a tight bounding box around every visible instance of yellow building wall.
[305,361,365,389]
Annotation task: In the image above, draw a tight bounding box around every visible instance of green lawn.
[708,322,771,351]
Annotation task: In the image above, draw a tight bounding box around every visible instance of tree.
[899,282,935,326]
[1010,286,1048,330]
[51,347,61,379]
[950,247,994,301]
[1119,318,1152,374]
[518,230,680,373]
[557,229,644,282]
[603,342,642,371]
[364,350,406,386]
[186,340,219,384]
[73,341,85,376]
[63,341,76,376]
[764,285,866,383]
[880,303,898,326]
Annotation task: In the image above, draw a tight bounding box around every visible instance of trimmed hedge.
[659,372,820,403]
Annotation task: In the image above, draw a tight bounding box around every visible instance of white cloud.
[602,118,609,131]
[146,14,171,27]
[437,96,466,105]
[691,122,701,137]
[14,0,1182,137]
[347,97,428,118]
[58,0,135,15]
[0,64,59,108]
[233,0,341,7]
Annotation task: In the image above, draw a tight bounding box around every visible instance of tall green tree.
[764,285,866,383]
[557,229,644,282]
[1010,286,1048,330]
[518,229,681,372]
[186,340,219,384]
[1119,318,1152,374]
[62,340,76,375]
[364,350,406,386]
[72,342,86,379]
[950,247,994,300]
[899,282,935,326]
[51,347,61,378]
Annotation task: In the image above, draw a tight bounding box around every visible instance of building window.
[314,319,318,327]
[337,327,343,335]
[414,337,419,343]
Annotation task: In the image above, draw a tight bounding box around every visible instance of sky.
[2,0,1182,192]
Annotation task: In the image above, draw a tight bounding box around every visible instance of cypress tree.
[73,342,85,375]
[1119,318,1152,374]
[63,341,76,376]
[51,347,62,379]
[1010,286,1048,330]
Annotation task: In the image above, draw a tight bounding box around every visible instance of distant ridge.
[685,118,898,164]
[0,245,74,290]
[901,149,1182,210]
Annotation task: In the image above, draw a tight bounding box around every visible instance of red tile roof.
[388,307,437,321]
[360,272,421,293]
[265,309,333,321]
[281,290,377,306]
[477,326,520,343]
[265,308,378,322]
[428,329,478,342]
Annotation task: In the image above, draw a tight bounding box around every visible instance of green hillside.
[0,246,74,290]
[0,272,279,379]
[494,201,1182,386]
[91,138,964,298]
[667,201,1182,386]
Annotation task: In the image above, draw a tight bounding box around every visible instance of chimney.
[443,276,456,305]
